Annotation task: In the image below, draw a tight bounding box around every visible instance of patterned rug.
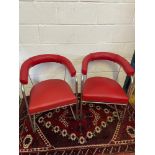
[19,97,135,155]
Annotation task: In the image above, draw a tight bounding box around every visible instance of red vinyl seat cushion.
[82,77,128,104]
[29,79,76,115]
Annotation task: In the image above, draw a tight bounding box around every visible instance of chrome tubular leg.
[80,74,85,120]
[76,101,79,119]
[122,104,128,122]
[75,76,79,119]
[28,114,34,132]
[33,115,36,132]
[114,105,120,121]
[80,101,83,119]
[70,105,76,120]
[22,86,34,131]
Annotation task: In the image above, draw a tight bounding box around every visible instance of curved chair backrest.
[82,52,134,76]
[20,54,76,84]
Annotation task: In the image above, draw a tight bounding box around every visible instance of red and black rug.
[19,97,135,155]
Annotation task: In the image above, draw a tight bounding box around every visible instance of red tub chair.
[80,52,134,120]
[20,54,78,131]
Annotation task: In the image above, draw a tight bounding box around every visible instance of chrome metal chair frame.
[21,67,79,132]
[80,67,134,121]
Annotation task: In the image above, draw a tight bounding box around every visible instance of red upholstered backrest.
[20,54,76,84]
[82,52,135,76]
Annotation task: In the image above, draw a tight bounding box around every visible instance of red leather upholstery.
[20,54,76,84]
[82,77,128,104]
[82,52,134,76]
[29,79,77,115]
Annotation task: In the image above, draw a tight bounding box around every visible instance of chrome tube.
[81,100,128,106]
[64,67,67,81]
[75,76,78,97]
[80,101,83,119]
[80,74,85,119]
[114,105,120,121]
[21,84,34,131]
[122,104,128,122]
[130,76,134,84]
[75,76,79,118]
[33,115,36,132]
[80,74,88,119]
[29,74,34,86]
[81,74,84,93]
[115,66,121,82]
[70,105,76,120]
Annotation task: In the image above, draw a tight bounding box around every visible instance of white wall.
[19,0,135,95]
